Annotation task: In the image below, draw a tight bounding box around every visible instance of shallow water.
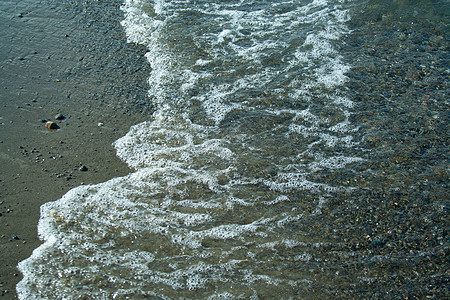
[17,0,449,298]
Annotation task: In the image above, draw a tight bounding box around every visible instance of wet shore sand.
[0,0,152,298]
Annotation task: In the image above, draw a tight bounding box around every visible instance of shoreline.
[0,1,152,298]
[1,0,448,298]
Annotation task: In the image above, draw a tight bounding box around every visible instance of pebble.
[79,165,88,172]
[54,113,65,120]
[45,121,58,130]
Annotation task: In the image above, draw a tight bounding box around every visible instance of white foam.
[17,0,362,298]
[308,154,364,172]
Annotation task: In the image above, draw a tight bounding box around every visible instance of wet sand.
[0,1,152,298]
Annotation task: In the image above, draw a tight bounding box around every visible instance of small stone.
[12,235,20,240]
[98,122,104,127]
[54,113,65,120]
[79,165,88,172]
[45,121,58,130]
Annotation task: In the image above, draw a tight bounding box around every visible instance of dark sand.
[0,0,152,298]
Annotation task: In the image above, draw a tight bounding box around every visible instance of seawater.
[19,0,367,298]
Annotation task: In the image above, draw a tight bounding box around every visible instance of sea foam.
[17,0,362,298]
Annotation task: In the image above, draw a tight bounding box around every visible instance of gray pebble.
[54,113,65,120]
